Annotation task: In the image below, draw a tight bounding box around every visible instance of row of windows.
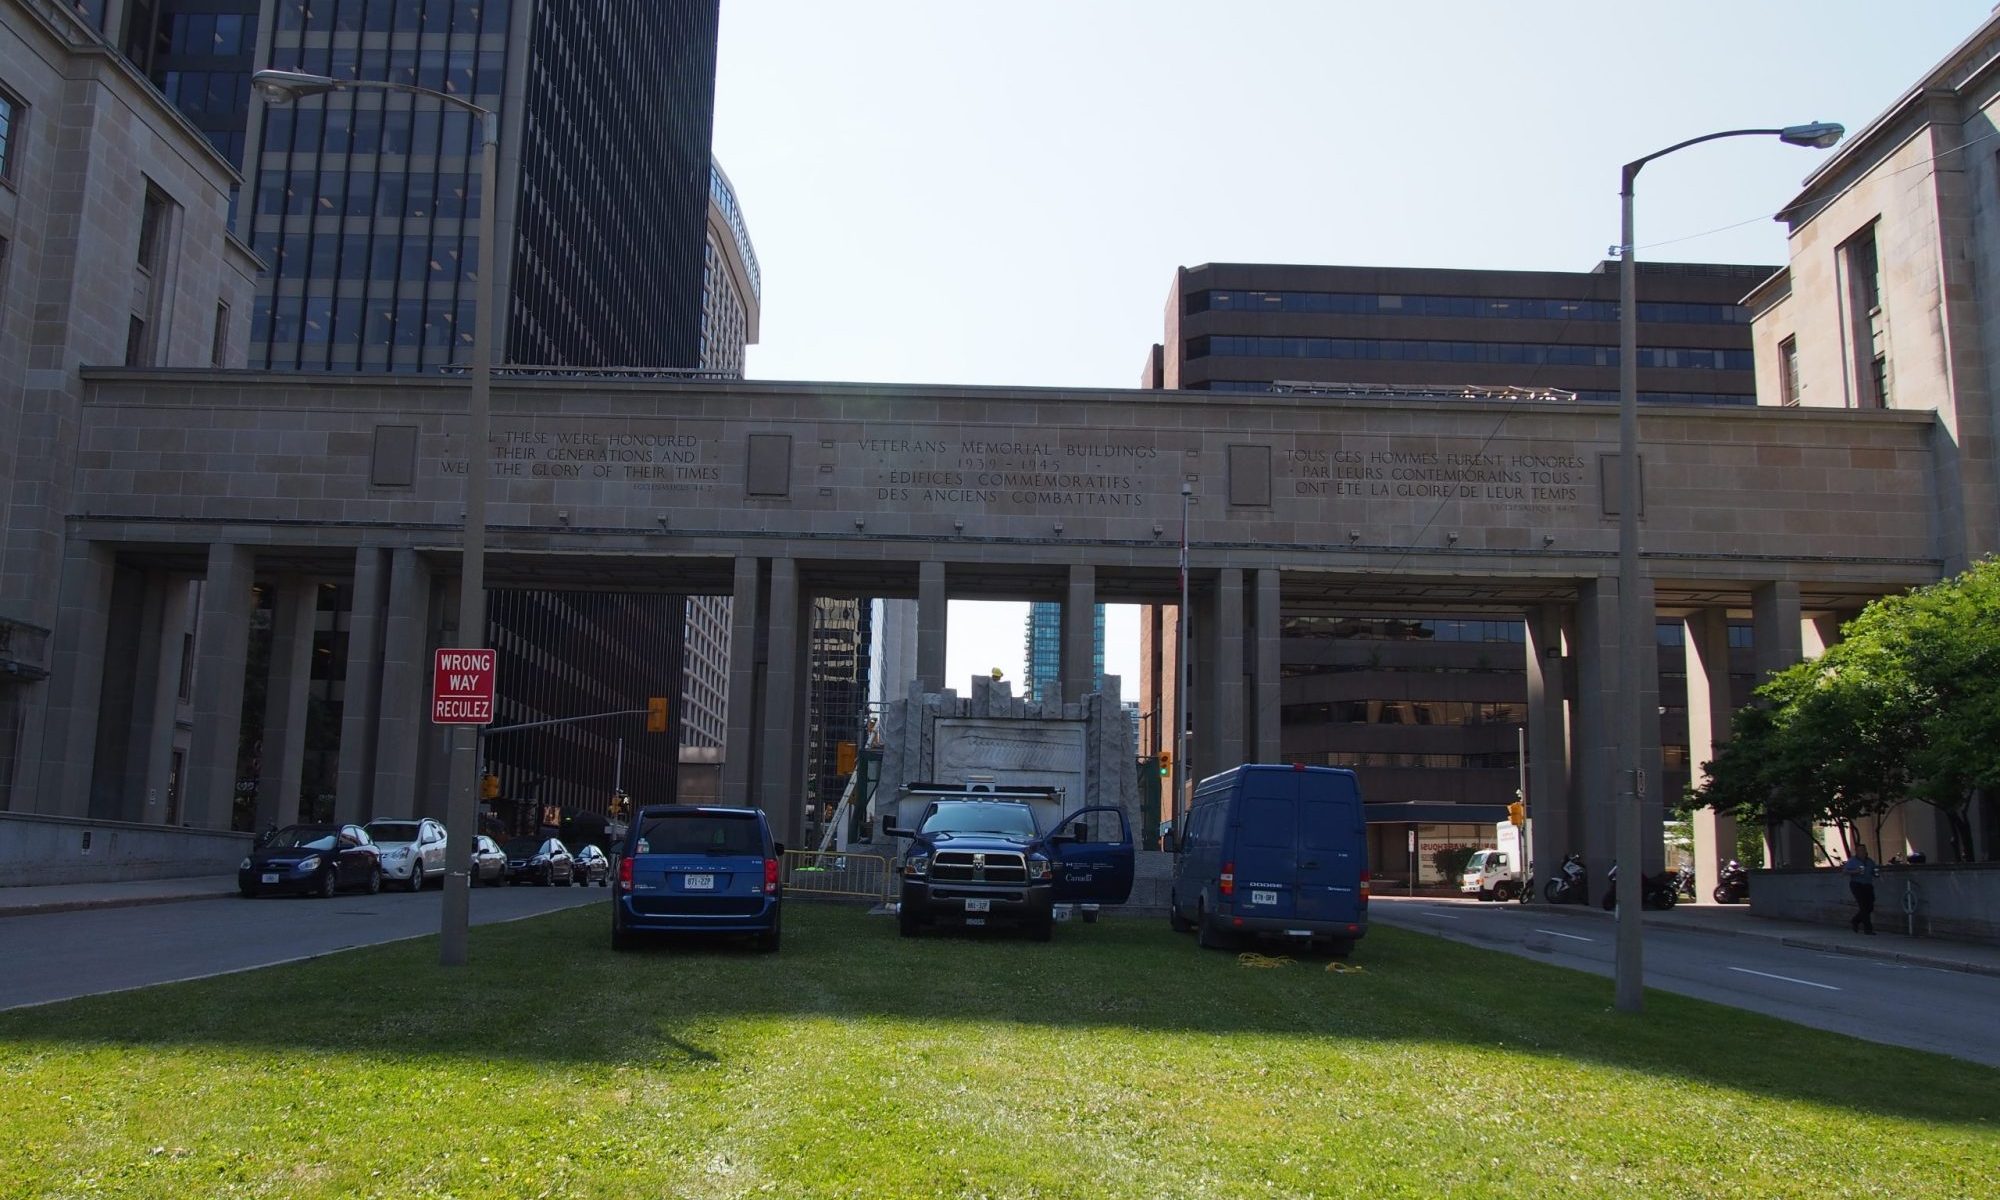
[1192,334,1755,372]
[1310,751,1523,770]
[262,97,495,157]
[252,232,476,283]
[253,295,476,348]
[1655,622,1756,649]
[277,0,510,36]
[159,13,254,58]
[1201,381,1755,405]
[1282,616,1528,644]
[1187,289,1750,326]
[158,71,252,117]
[1281,700,1528,727]
[257,170,479,220]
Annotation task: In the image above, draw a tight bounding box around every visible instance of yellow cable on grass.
[1325,961,1366,974]
[1237,952,1294,968]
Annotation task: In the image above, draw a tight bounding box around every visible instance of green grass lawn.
[2,904,1995,1199]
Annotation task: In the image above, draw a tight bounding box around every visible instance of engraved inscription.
[440,427,721,493]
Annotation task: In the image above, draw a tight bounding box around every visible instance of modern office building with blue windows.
[1023,602,1102,704]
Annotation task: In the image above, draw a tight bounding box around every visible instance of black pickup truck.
[882,789,1135,941]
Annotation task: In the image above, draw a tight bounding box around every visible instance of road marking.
[1729,966,1840,991]
[1534,928,1593,942]
[1422,913,1462,920]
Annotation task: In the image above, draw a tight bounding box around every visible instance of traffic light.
[836,740,858,776]
[646,696,669,733]
[480,773,500,800]
[1508,800,1526,827]
[1157,749,1173,777]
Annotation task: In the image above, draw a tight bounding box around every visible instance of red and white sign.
[432,648,496,725]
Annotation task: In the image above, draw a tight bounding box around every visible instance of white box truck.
[1459,821,1526,901]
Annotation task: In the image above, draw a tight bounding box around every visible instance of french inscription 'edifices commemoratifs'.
[1287,444,1587,513]
[865,437,1158,509]
[442,428,721,492]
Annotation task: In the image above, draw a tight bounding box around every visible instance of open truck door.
[1048,805,1135,904]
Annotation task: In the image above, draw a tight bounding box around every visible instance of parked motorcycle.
[1712,859,1751,904]
[1602,862,1679,910]
[1670,863,1696,902]
[1542,852,1588,905]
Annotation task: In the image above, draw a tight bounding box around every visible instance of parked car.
[502,836,574,886]
[1169,763,1369,957]
[363,817,446,892]
[884,795,1134,941]
[239,824,381,898]
[469,834,507,885]
[611,805,782,951]
[572,844,612,887]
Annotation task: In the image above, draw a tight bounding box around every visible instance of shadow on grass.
[1,901,1993,1130]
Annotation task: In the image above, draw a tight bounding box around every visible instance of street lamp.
[1612,120,1842,1013]
[254,69,500,968]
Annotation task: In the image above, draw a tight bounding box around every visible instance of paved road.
[0,882,605,1011]
[1371,897,2000,1068]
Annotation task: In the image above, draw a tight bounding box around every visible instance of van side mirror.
[880,814,911,838]
[773,841,785,859]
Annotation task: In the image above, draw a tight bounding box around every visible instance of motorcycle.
[1670,863,1696,902]
[1712,859,1751,904]
[1542,852,1588,905]
[1602,862,1679,910]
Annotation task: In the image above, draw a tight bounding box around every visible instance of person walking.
[1844,845,1878,934]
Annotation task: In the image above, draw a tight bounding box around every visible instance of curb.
[0,888,237,919]
[1500,898,2000,978]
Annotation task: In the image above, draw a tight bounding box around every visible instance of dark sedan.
[239,824,382,898]
[571,844,611,887]
[501,836,574,886]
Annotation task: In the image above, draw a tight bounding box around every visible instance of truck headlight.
[1027,853,1052,881]
[904,852,930,878]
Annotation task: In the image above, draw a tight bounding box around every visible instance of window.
[1840,222,1886,408]
[137,187,172,272]
[211,301,230,365]
[1870,354,1890,408]
[0,85,20,184]
[125,315,150,366]
[1778,336,1800,406]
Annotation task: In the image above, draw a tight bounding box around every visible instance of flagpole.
[1175,481,1192,825]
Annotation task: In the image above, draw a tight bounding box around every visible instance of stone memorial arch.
[8,370,1955,875]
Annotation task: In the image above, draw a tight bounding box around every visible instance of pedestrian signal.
[836,740,857,776]
[646,696,669,733]
[1508,800,1526,827]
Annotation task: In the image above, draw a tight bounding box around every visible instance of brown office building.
[1141,261,1770,881]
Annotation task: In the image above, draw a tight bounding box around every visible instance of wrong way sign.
[432,648,496,725]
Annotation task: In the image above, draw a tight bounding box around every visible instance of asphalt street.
[1371,896,2000,1068]
[0,881,605,1011]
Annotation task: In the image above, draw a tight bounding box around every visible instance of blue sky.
[711,0,1994,691]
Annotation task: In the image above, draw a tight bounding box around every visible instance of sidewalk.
[1494,895,2000,978]
[0,874,238,918]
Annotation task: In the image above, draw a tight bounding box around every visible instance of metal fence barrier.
[782,849,894,903]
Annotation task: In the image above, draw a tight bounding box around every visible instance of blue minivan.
[1168,764,1369,956]
[612,805,783,952]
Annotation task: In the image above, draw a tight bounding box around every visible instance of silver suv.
[363,817,446,892]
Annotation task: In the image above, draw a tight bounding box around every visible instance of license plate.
[684,874,715,890]
[965,898,991,912]
[1250,889,1278,905]
[261,873,279,884]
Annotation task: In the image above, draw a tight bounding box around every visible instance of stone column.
[34,538,118,817]
[184,543,255,830]
[1571,577,1620,874]
[1524,604,1573,881]
[1636,578,1665,874]
[370,549,432,820]
[917,560,946,694]
[335,547,390,825]
[1684,607,1735,897]
[1061,564,1096,703]
[141,579,193,825]
[1190,577,1218,788]
[1752,581,1812,866]
[96,567,156,820]
[1212,568,1245,769]
[758,559,802,845]
[721,556,763,807]
[1250,569,1282,762]
[255,577,318,831]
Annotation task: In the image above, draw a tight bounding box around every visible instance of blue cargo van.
[1168,763,1369,956]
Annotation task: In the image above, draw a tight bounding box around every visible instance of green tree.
[1691,558,2000,862]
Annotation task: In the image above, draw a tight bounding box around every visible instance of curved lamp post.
[1612,121,1842,1013]
[254,69,499,968]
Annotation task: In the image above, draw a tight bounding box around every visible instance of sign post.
[432,648,496,726]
